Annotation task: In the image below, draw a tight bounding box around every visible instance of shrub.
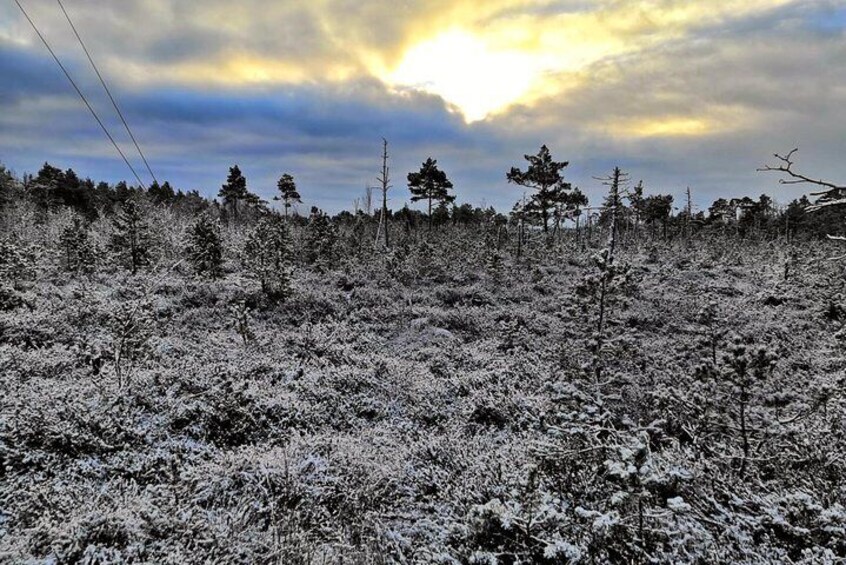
[243,214,292,299]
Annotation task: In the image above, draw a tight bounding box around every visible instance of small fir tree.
[110,198,152,274]
[59,217,96,274]
[304,207,338,272]
[186,215,223,279]
[243,214,291,299]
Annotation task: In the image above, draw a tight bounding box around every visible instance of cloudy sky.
[1,0,844,212]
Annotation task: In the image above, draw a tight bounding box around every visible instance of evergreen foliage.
[304,206,338,272]
[407,158,455,230]
[59,217,96,275]
[110,198,152,274]
[507,145,572,233]
[218,165,248,219]
[243,213,291,298]
[275,173,301,218]
[186,215,223,279]
[0,154,844,563]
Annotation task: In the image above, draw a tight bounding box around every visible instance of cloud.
[0,0,843,212]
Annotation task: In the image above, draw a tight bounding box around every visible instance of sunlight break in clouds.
[386,30,543,122]
[379,0,797,123]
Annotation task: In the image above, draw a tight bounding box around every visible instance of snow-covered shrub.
[109,298,155,387]
[59,216,98,275]
[186,214,223,279]
[243,214,292,299]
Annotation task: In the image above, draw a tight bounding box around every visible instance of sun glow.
[386,30,543,122]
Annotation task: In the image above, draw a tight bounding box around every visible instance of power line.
[13,0,147,189]
[56,0,158,185]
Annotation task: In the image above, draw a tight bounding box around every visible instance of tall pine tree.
[407,158,455,231]
[274,173,301,219]
[218,165,248,220]
[507,145,572,234]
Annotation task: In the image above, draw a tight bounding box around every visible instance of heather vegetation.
[0,148,845,564]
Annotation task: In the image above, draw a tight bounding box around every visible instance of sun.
[386,30,540,122]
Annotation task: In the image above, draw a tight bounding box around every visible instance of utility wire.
[56,0,158,185]
[13,0,147,189]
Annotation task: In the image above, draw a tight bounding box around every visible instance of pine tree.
[696,336,778,477]
[274,173,301,219]
[432,200,451,228]
[110,198,152,274]
[218,165,248,220]
[59,217,96,274]
[375,138,391,249]
[243,214,291,299]
[643,194,674,239]
[507,145,572,234]
[110,299,154,387]
[578,167,631,380]
[304,206,338,272]
[407,158,455,231]
[186,215,223,279]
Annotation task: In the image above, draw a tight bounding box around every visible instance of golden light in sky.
[386,30,543,122]
[3,0,801,131]
[377,0,796,124]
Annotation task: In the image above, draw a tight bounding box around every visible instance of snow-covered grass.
[1,224,845,563]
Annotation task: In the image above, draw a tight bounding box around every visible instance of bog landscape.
[2,147,846,563]
[1,1,845,563]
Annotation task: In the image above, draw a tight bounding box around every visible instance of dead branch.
[757,148,845,193]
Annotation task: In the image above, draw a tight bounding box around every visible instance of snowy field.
[2,219,844,563]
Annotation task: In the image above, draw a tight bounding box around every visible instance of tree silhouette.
[643,194,674,239]
[274,173,301,219]
[407,158,455,231]
[218,165,247,220]
[507,145,572,233]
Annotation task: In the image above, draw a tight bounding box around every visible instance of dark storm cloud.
[0,42,69,102]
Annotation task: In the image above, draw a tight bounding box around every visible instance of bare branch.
[758,148,845,192]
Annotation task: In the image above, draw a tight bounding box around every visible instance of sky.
[1,0,844,213]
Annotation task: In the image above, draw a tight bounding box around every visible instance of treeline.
[0,144,840,250]
[0,162,209,219]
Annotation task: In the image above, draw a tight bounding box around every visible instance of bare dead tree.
[758,148,846,212]
[759,148,846,243]
[684,187,693,240]
[364,185,373,216]
[594,167,627,265]
[375,138,392,249]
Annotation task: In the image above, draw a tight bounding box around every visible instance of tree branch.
[758,148,845,192]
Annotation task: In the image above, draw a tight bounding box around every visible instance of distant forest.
[0,146,840,242]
